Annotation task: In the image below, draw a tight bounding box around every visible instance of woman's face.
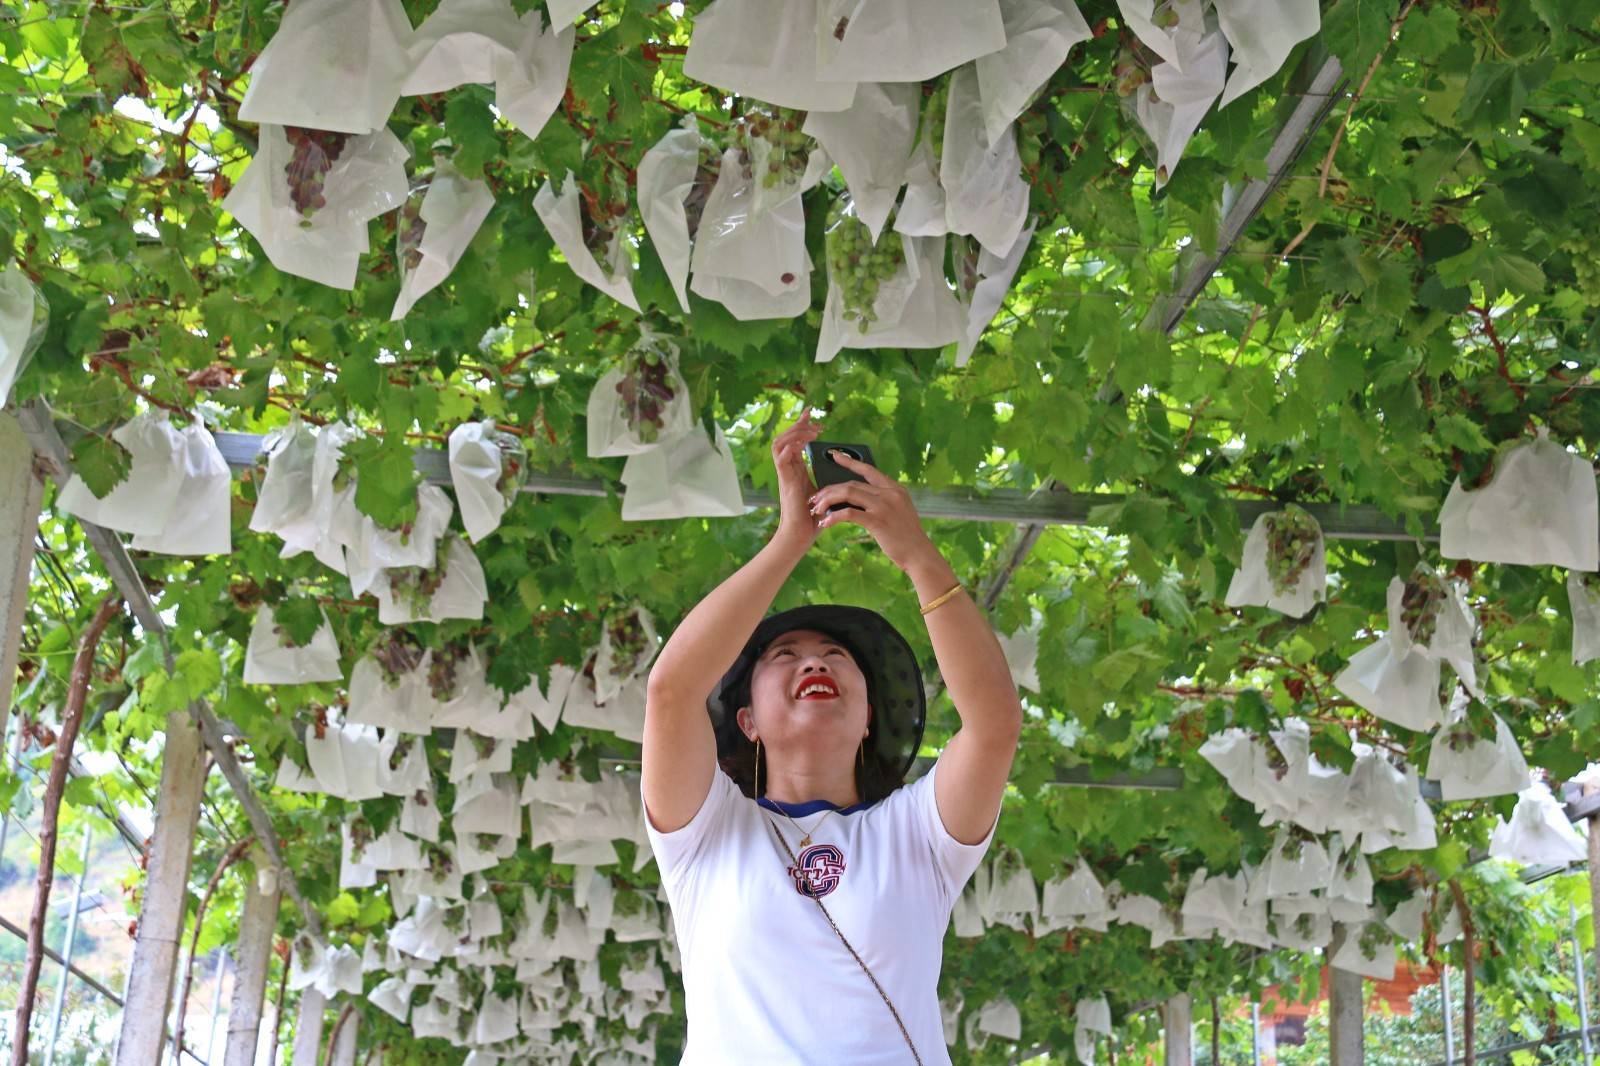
[736,628,870,749]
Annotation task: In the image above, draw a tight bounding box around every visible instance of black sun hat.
[705,604,927,790]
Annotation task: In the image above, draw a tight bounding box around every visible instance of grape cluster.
[491,431,527,504]
[471,733,498,760]
[605,609,649,678]
[397,186,428,273]
[283,126,350,218]
[682,156,722,238]
[387,737,411,772]
[347,816,374,862]
[388,537,451,618]
[428,641,469,701]
[1279,826,1315,862]
[1559,236,1600,304]
[373,630,425,687]
[1262,505,1320,596]
[916,78,950,164]
[731,105,812,190]
[615,338,678,443]
[952,235,983,300]
[1399,567,1446,648]
[425,842,454,879]
[826,199,905,333]
[581,167,631,260]
[1356,922,1387,961]
[1263,739,1289,780]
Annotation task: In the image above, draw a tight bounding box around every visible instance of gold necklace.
[774,803,836,848]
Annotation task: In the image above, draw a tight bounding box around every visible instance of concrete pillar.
[224,854,281,1066]
[114,710,207,1066]
[1586,782,1598,1000]
[1164,993,1192,1065]
[1328,927,1365,1065]
[290,989,326,1066]
[0,410,42,747]
[330,1008,358,1066]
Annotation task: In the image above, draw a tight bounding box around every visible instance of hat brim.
[705,604,926,784]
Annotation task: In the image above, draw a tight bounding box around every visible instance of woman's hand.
[771,408,824,551]
[808,451,937,574]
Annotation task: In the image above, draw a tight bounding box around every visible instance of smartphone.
[805,440,876,514]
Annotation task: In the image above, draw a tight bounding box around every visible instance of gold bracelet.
[919,581,965,616]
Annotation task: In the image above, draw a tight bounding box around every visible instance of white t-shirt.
[643,757,999,1065]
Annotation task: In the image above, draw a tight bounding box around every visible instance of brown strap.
[766,816,924,1065]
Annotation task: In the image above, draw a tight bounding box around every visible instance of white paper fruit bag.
[1568,571,1600,665]
[222,124,410,289]
[1225,504,1326,618]
[375,534,489,625]
[348,633,434,734]
[120,416,233,556]
[688,147,813,320]
[249,417,318,545]
[814,0,1007,84]
[243,603,343,685]
[593,605,660,704]
[683,0,857,113]
[1427,701,1531,801]
[1439,427,1600,571]
[391,157,495,320]
[0,264,48,406]
[238,0,414,134]
[1212,0,1319,107]
[638,120,713,314]
[1488,783,1588,866]
[586,331,695,458]
[447,419,527,543]
[57,412,187,536]
[940,65,1030,259]
[954,224,1035,367]
[620,420,746,521]
[976,0,1093,144]
[533,170,640,311]
[802,83,921,242]
[1333,574,1448,733]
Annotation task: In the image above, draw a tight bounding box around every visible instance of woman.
[642,408,1023,1064]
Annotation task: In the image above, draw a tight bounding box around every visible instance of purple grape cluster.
[615,341,677,443]
[1262,505,1320,597]
[283,126,350,217]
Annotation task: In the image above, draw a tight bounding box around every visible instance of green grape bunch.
[915,77,950,166]
[428,640,470,701]
[348,815,374,862]
[606,610,650,678]
[1399,567,1447,648]
[397,186,428,273]
[614,338,678,443]
[283,126,350,219]
[826,198,906,333]
[1262,505,1321,596]
[1558,236,1600,305]
[731,105,813,190]
[492,431,528,505]
[388,535,453,617]
[373,630,425,687]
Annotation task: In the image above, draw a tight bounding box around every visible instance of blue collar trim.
[757,796,877,816]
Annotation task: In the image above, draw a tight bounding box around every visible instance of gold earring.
[754,737,762,799]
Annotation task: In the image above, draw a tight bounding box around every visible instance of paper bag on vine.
[391,157,495,320]
[243,603,343,685]
[349,635,434,734]
[967,997,1021,1050]
[1426,700,1530,801]
[404,0,574,141]
[447,420,527,543]
[238,0,413,133]
[995,615,1042,694]
[420,643,499,732]
[894,136,948,240]
[1330,921,1397,980]
[1439,427,1600,571]
[453,770,523,836]
[688,146,815,320]
[814,0,1007,83]
[802,83,921,242]
[1121,26,1229,188]
[340,816,380,889]
[1490,783,1587,866]
[505,664,577,735]
[249,417,319,546]
[1358,764,1437,853]
[1568,572,1600,665]
[940,66,1030,259]
[371,977,417,1023]
[222,124,409,289]
[117,415,232,556]
[56,411,187,536]
[1074,997,1112,1063]
[402,786,442,842]
[621,420,746,521]
[561,667,649,744]
[586,332,695,457]
[448,727,515,784]
[1332,575,1446,733]
[1224,504,1326,618]
[638,120,713,314]
[592,605,660,704]
[1115,0,1214,73]
[376,534,489,625]
[533,170,640,311]
[953,224,1036,367]
[683,0,857,112]
[474,989,521,1046]
[977,0,1094,140]
[345,483,456,596]
[306,720,386,800]
[981,851,1039,932]
[1212,0,1319,106]
[0,265,48,406]
[1257,826,1331,900]
[277,420,362,575]
[378,732,431,796]
[816,203,964,363]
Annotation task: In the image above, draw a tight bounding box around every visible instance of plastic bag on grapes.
[1567,571,1600,665]
[248,417,318,546]
[939,65,1030,259]
[0,265,48,406]
[684,0,857,112]
[1427,701,1531,801]
[222,124,410,289]
[593,604,660,705]
[391,157,495,320]
[1123,26,1229,188]
[976,0,1093,144]
[56,411,188,537]
[1224,505,1326,618]
[1489,783,1588,866]
[404,0,575,141]
[447,419,526,543]
[1438,426,1600,571]
[1332,576,1446,733]
[237,0,414,134]
[953,222,1035,367]
[344,483,456,596]
[1116,0,1215,74]
[802,83,920,242]
[123,415,233,556]
[816,228,965,364]
[243,603,343,685]
[533,170,640,312]
[1213,0,1319,107]
[814,0,1006,83]
[688,147,814,320]
[638,119,713,314]
[375,534,489,625]
[586,331,695,458]
[620,420,746,522]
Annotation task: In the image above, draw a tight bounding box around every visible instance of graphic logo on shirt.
[788,843,846,898]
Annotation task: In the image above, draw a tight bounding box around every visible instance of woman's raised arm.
[642,410,824,833]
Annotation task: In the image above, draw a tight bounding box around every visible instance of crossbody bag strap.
[765,815,924,1066]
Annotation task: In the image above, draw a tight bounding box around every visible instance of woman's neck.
[761,763,859,808]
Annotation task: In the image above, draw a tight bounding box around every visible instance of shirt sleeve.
[641,764,739,887]
[907,755,1000,904]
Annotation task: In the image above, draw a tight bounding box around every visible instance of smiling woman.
[641,409,1022,1065]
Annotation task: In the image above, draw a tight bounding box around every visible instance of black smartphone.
[805,440,876,514]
